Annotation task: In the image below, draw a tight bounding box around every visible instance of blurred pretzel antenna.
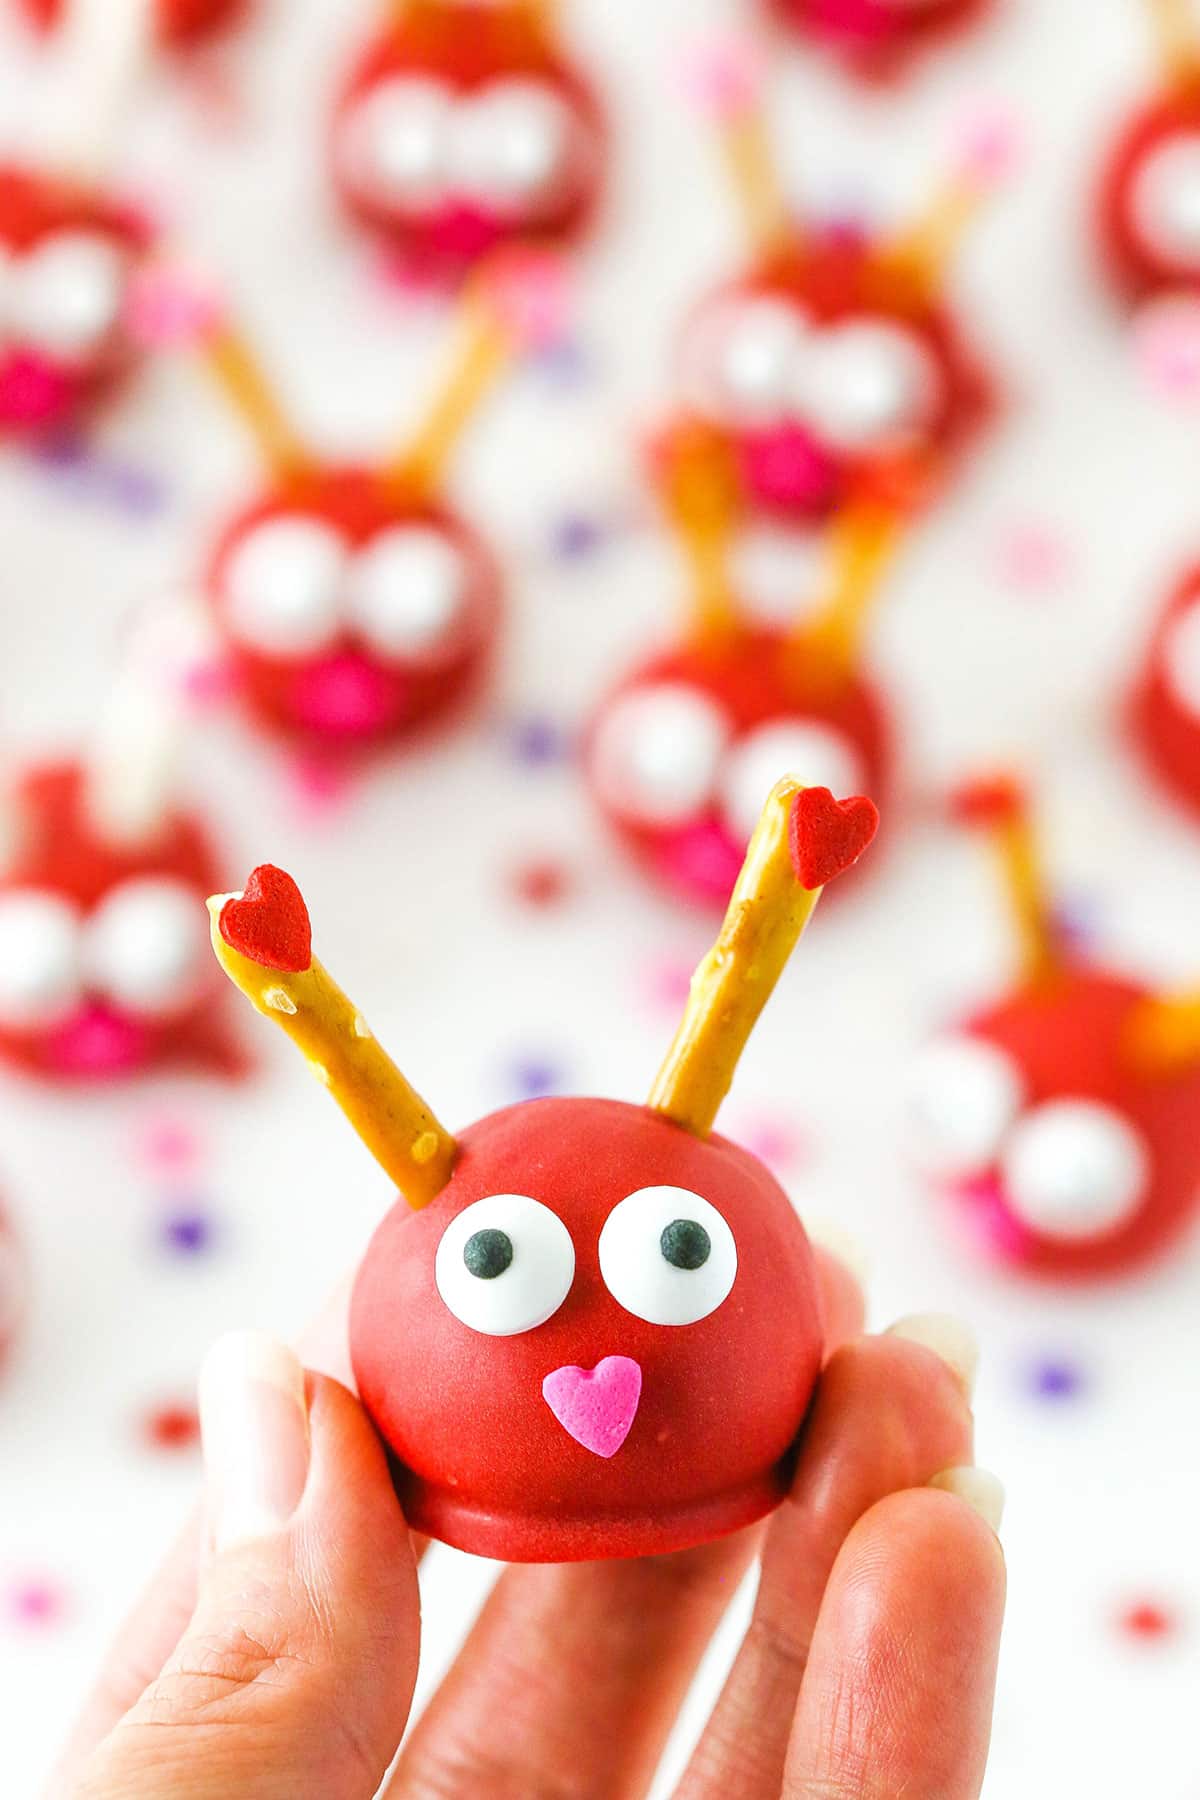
[1147,0,1200,83]
[208,872,457,1207]
[952,773,1060,988]
[686,37,791,259]
[199,303,315,485]
[785,502,904,698]
[383,253,567,501]
[660,426,741,651]
[649,776,858,1137]
[882,106,1017,295]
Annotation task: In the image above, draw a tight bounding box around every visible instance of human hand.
[53,1245,1004,1800]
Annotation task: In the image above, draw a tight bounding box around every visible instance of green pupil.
[463,1227,514,1280]
[660,1218,711,1271]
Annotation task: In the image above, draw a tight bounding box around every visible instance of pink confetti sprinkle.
[642,957,695,1014]
[510,858,574,907]
[125,265,222,349]
[7,1577,67,1628]
[676,35,765,118]
[287,753,354,824]
[734,1113,811,1174]
[134,1114,203,1177]
[996,522,1072,593]
[952,103,1022,186]
[1132,295,1200,403]
[487,252,572,351]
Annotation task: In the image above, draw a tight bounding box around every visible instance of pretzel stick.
[1127,990,1200,1072]
[1147,0,1200,83]
[208,899,456,1206]
[788,504,904,695]
[648,776,821,1137]
[662,429,741,648]
[385,288,514,500]
[202,320,313,483]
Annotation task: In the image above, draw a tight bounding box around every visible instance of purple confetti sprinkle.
[508,1057,566,1100]
[550,513,607,561]
[529,336,593,387]
[1028,1355,1088,1401]
[510,715,571,766]
[160,1205,216,1256]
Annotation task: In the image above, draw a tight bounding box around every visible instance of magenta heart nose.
[542,1356,642,1458]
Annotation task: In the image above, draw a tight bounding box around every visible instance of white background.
[3,0,1200,1795]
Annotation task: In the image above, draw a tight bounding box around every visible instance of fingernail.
[929,1465,1005,1533]
[803,1216,871,1288]
[887,1312,979,1398]
[199,1330,310,1552]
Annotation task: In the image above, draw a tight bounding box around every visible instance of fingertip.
[886,1312,979,1400]
[929,1465,1006,1536]
[807,1229,868,1355]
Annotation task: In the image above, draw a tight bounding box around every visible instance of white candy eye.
[1161,599,1200,718]
[450,78,575,213]
[802,318,940,451]
[598,1186,737,1326]
[1000,1100,1149,1241]
[222,516,347,658]
[591,683,732,827]
[8,231,127,361]
[339,75,453,213]
[345,526,467,662]
[720,720,865,846]
[909,1036,1026,1179]
[684,296,809,426]
[84,877,207,1018]
[1131,134,1200,267]
[435,1193,575,1336]
[0,889,84,1029]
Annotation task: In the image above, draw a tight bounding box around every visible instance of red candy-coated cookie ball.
[910,970,1200,1281]
[668,242,991,527]
[14,0,246,50]
[350,1096,823,1561]
[205,465,502,749]
[585,633,891,906]
[0,165,151,436]
[1129,562,1200,818]
[765,0,991,81]
[0,762,236,1081]
[331,5,605,281]
[1098,90,1200,306]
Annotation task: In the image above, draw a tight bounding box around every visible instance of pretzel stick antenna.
[648,776,822,1138]
[884,113,1015,291]
[957,778,1059,989]
[719,92,791,260]
[787,503,904,695]
[1147,0,1200,83]
[662,429,741,649]
[208,890,457,1207]
[384,279,516,501]
[201,314,314,484]
[1128,979,1200,1072]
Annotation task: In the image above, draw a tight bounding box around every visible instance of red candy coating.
[14,0,246,49]
[1098,88,1200,307]
[219,865,312,973]
[949,772,1027,826]
[765,0,991,81]
[332,2,606,283]
[585,631,892,909]
[789,786,879,888]
[350,1096,823,1561]
[1129,562,1200,821]
[942,970,1200,1281]
[206,465,502,751]
[0,761,240,1082]
[0,165,151,436]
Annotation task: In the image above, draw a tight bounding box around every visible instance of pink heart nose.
[542,1356,642,1459]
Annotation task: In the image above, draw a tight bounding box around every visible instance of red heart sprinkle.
[219,865,312,973]
[788,787,879,890]
[949,774,1026,827]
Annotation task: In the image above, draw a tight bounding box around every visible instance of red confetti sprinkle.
[143,1404,201,1452]
[1118,1601,1179,1642]
[511,859,573,908]
[949,774,1027,827]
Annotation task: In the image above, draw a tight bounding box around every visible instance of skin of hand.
[52,1239,1005,1800]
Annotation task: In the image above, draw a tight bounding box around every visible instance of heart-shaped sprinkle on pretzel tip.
[219,865,312,972]
[788,786,879,890]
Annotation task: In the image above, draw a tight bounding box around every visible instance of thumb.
[72,1333,420,1800]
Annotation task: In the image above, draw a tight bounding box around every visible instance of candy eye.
[590,683,732,828]
[345,525,468,663]
[450,79,577,214]
[84,877,207,1018]
[683,296,810,426]
[599,1186,737,1325]
[1130,133,1200,268]
[435,1194,575,1336]
[0,889,84,1029]
[908,1036,1025,1178]
[7,231,128,361]
[222,515,347,658]
[720,719,866,847]
[1161,599,1200,718]
[339,75,453,213]
[1000,1100,1150,1241]
[802,319,940,451]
